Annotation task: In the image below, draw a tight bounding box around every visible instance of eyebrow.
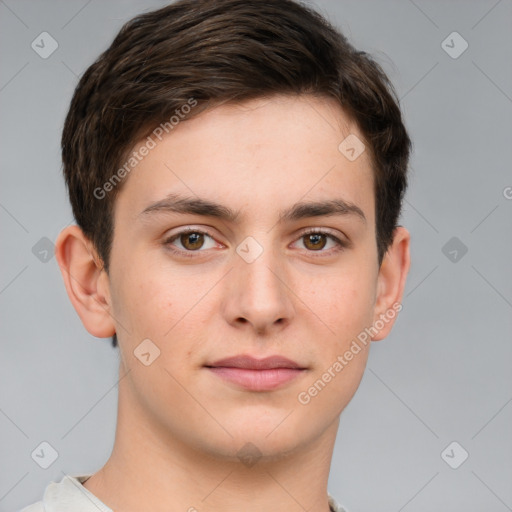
[140,193,366,225]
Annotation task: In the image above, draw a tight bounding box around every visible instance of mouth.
[204,354,307,391]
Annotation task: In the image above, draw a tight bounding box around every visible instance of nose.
[220,239,295,335]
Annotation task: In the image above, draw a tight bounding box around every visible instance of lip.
[207,355,304,370]
[205,355,307,391]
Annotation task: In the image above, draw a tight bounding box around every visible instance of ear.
[371,226,410,341]
[55,225,116,338]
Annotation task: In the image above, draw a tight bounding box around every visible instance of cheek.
[114,265,210,363]
[295,274,375,419]
[130,275,177,335]
[304,263,377,336]
[108,258,174,341]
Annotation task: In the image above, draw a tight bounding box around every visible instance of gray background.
[1,0,511,511]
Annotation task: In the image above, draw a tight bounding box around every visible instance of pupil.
[307,233,325,250]
[183,232,203,249]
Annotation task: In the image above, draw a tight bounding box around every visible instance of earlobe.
[371,226,411,341]
[55,225,116,338]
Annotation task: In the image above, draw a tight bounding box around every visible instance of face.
[106,95,389,460]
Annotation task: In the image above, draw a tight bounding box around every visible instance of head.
[56,0,410,463]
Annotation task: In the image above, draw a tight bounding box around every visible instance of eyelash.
[163,227,348,259]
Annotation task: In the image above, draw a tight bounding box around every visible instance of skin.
[56,94,410,512]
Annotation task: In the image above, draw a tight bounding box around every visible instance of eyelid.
[163,226,223,247]
[163,226,349,256]
[295,226,347,241]
[292,227,349,254]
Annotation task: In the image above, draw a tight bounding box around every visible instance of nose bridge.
[225,232,295,329]
[236,233,284,296]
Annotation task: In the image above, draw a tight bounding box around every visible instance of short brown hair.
[61,0,411,348]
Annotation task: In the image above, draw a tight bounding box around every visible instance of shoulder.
[18,501,45,512]
[16,473,98,512]
[328,491,350,512]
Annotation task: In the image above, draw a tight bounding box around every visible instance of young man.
[21,0,411,510]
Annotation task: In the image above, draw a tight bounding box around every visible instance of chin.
[206,414,321,459]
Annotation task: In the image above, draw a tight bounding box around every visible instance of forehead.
[114,94,375,227]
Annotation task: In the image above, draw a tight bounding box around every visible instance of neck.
[83,366,339,512]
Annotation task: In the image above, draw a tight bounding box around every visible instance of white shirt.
[19,474,348,512]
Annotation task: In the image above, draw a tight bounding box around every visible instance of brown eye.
[303,232,327,251]
[293,229,347,256]
[179,232,205,250]
[165,229,217,255]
